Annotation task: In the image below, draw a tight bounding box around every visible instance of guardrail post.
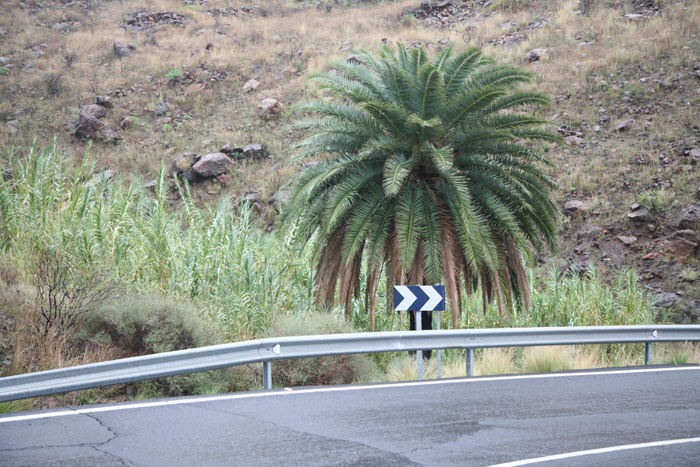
[644,343,652,365]
[416,311,423,381]
[436,310,441,380]
[465,348,474,377]
[263,361,272,390]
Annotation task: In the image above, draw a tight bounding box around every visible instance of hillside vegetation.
[0,0,699,408]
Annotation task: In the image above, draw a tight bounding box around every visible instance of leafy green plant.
[165,67,183,86]
[284,43,560,330]
[0,66,10,76]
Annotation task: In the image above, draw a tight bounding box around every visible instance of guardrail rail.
[1,325,700,402]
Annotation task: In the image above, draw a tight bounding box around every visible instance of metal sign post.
[393,285,445,381]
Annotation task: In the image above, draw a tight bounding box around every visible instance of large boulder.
[80,104,108,119]
[113,41,133,58]
[524,48,547,63]
[657,230,699,261]
[257,98,283,119]
[75,114,104,139]
[170,152,200,180]
[677,205,700,230]
[192,153,234,178]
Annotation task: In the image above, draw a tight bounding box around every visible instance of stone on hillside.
[621,14,648,22]
[242,79,260,93]
[678,205,700,230]
[630,202,641,211]
[113,41,133,58]
[576,225,603,241]
[170,152,200,177]
[0,27,7,36]
[85,169,116,188]
[243,192,260,203]
[420,0,433,12]
[99,127,121,143]
[120,116,135,129]
[524,48,547,63]
[80,104,108,119]
[154,102,170,117]
[627,208,651,223]
[696,186,700,201]
[192,153,234,178]
[75,114,104,139]
[565,135,583,146]
[616,235,637,246]
[688,149,700,164]
[243,143,268,160]
[657,230,699,261]
[564,200,586,213]
[271,189,291,208]
[257,98,283,119]
[95,95,113,109]
[616,119,634,132]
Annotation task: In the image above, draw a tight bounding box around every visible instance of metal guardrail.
[1,325,699,403]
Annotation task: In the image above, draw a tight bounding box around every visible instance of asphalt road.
[1,366,699,466]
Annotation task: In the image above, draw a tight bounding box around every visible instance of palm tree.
[283,43,560,331]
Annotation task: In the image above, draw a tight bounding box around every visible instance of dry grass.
[475,347,517,376]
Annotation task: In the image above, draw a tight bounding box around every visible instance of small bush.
[490,0,533,12]
[42,72,64,97]
[165,67,183,86]
[520,346,572,373]
[476,348,517,376]
[77,294,237,397]
[266,313,378,387]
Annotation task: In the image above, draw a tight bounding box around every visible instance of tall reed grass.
[0,140,319,340]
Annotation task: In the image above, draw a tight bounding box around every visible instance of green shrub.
[266,313,378,387]
[489,0,533,12]
[76,294,242,397]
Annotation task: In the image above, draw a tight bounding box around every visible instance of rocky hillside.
[0,0,698,321]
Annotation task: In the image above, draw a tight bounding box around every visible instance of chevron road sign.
[393,285,445,311]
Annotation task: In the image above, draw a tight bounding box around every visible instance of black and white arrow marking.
[393,285,445,311]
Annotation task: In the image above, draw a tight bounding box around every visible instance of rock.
[696,186,700,201]
[95,96,113,109]
[564,200,587,213]
[220,144,232,155]
[243,192,260,203]
[0,27,7,36]
[621,14,648,22]
[576,225,603,241]
[565,135,583,146]
[271,189,291,207]
[627,208,651,223]
[113,41,133,58]
[657,230,699,261]
[630,203,641,212]
[75,114,104,139]
[616,119,634,132]
[420,0,433,13]
[242,79,260,93]
[170,152,200,177]
[677,205,700,230]
[688,149,700,164]
[524,48,547,63]
[5,122,18,134]
[154,102,170,117]
[99,127,121,143]
[616,235,637,245]
[144,179,157,190]
[642,252,658,260]
[191,153,234,178]
[85,169,116,188]
[346,55,362,65]
[120,116,134,129]
[243,143,269,160]
[257,98,283,119]
[654,293,680,309]
[80,104,108,119]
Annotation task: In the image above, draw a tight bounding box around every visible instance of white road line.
[1,366,698,423]
[487,437,700,467]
